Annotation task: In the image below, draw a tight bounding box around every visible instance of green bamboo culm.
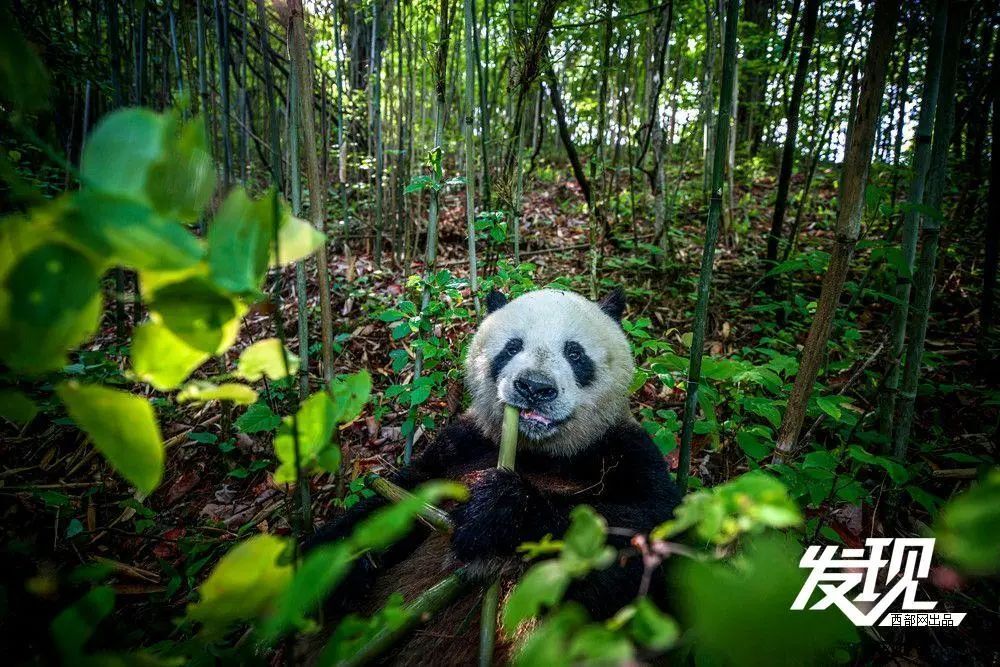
[877,0,948,439]
[370,476,455,533]
[479,403,520,666]
[892,0,967,459]
[676,0,740,494]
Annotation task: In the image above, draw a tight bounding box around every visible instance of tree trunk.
[773,0,899,460]
[676,0,740,493]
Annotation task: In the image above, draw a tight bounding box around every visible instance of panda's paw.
[450,468,538,562]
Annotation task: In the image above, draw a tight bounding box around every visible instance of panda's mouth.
[519,409,553,426]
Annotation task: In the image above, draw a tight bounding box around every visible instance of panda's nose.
[514,372,559,404]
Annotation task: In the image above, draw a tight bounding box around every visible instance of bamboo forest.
[1,0,998,664]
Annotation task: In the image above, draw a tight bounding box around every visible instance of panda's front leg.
[450,468,568,564]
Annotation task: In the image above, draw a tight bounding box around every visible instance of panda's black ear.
[485,289,508,314]
[597,287,626,323]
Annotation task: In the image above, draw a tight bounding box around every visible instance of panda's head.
[465,287,633,456]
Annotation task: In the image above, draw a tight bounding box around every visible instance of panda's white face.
[465,289,634,456]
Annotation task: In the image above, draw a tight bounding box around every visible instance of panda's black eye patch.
[563,341,595,387]
[490,337,523,380]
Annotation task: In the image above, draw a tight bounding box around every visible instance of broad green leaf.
[188,534,293,635]
[146,117,216,222]
[562,505,608,564]
[815,395,842,420]
[504,560,571,630]
[349,481,468,552]
[236,338,299,381]
[567,625,634,664]
[236,402,282,434]
[273,391,339,484]
[270,210,325,266]
[57,382,164,494]
[678,534,856,666]
[0,388,38,424]
[513,605,588,667]
[742,396,782,429]
[81,108,167,199]
[935,469,1000,575]
[62,191,204,271]
[51,586,115,660]
[259,542,354,643]
[329,370,372,423]
[147,276,242,354]
[627,598,679,651]
[846,445,909,484]
[208,188,274,295]
[653,471,801,544]
[131,321,209,390]
[0,243,102,373]
[177,381,258,406]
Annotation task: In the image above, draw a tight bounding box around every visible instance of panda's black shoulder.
[596,418,682,510]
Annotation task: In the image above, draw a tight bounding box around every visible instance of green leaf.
[63,191,205,271]
[503,560,571,630]
[273,392,339,484]
[236,402,282,434]
[627,598,679,651]
[846,445,909,484]
[57,382,164,494]
[513,605,588,667]
[935,469,1000,575]
[678,534,856,666]
[146,117,216,222]
[562,505,608,563]
[177,381,258,406]
[259,542,354,643]
[329,370,372,423]
[0,243,102,374]
[236,338,299,381]
[0,388,38,424]
[349,481,468,552]
[131,321,209,390]
[81,108,167,200]
[270,209,325,266]
[742,396,782,429]
[65,518,84,538]
[208,188,274,295]
[147,276,242,354]
[188,534,293,635]
[51,587,115,660]
[815,395,842,420]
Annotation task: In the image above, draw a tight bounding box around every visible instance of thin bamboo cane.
[478,403,519,666]
[676,0,739,493]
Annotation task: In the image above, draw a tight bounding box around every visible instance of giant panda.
[307,287,681,664]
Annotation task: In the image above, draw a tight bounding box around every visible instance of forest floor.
[2,163,995,662]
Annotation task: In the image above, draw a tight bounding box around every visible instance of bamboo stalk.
[676,0,739,494]
[369,476,455,533]
[479,403,520,666]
